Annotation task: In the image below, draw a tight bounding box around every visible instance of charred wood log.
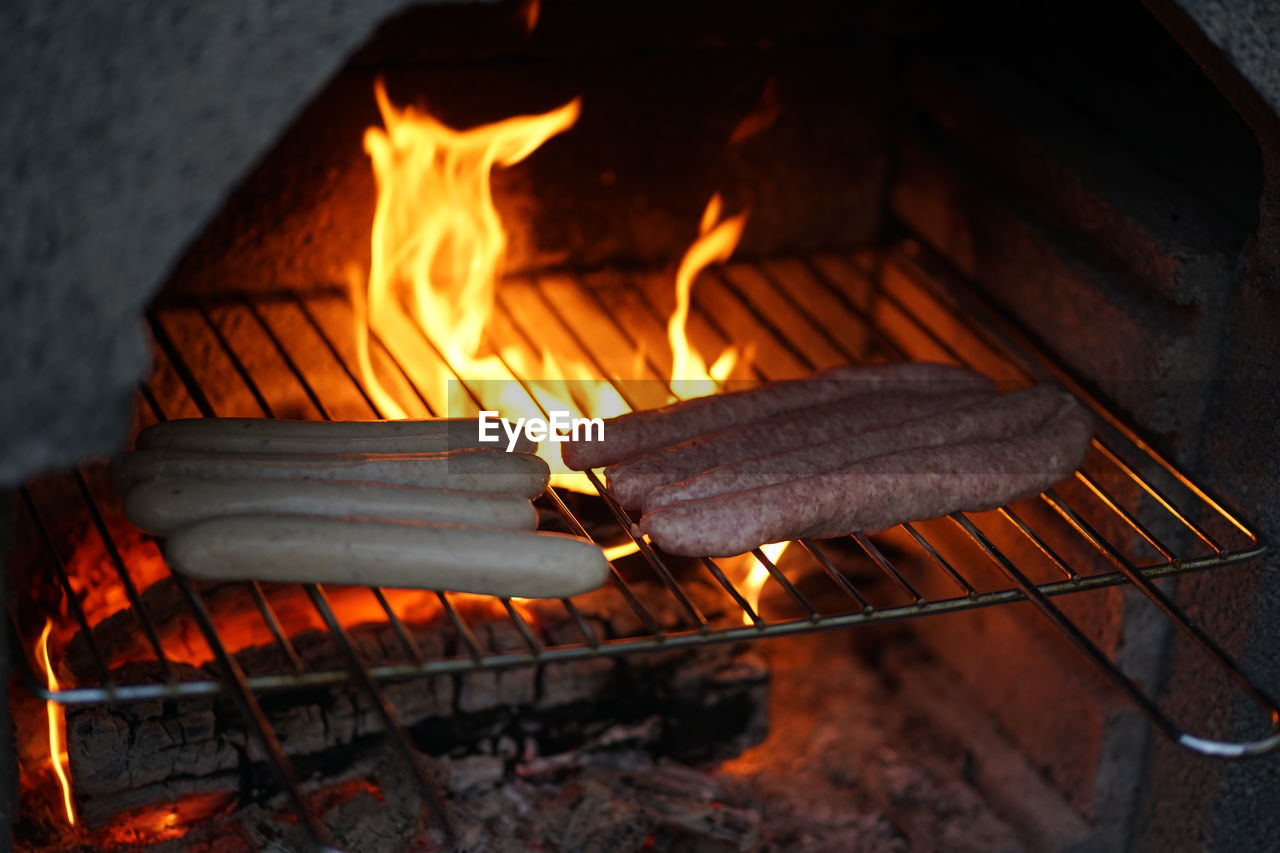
[64,554,726,684]
[65,579,768,827]
[88,746,764,853]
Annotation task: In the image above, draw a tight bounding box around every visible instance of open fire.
[347,80,785,609]
[15,82,797,846]
[35,621,74,828]
[351,80,752,491]
[7,10,1275,850]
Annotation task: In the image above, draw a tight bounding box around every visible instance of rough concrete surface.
[1136,184,1280,852]
[1132,2,1280,851]
[891,130,1225,451]
[1153,0,1280,130]
[894,2,1280,846]
[905,59,1246,308]
[0,1,413,486]
[1135,170,1280,853]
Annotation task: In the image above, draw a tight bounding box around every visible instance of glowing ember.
[36,620,75,826]
[102,793,235,847]
[64,509,170,631]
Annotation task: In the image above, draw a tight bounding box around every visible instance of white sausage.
[164,515,610,599]
[122,477,537,536]
[135,417,535,454]
[110,448,550,498]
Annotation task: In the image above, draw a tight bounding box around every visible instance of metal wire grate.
[8,241,1278,843]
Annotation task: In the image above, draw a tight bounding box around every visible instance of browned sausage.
[639,401,1093,556]
[643,386,1073,512]
[606,388,995,508]
[560,362,992,471]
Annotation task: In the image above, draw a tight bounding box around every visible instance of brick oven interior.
[3,0,1279,850]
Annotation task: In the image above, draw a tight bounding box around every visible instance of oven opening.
[4,1,1277,850]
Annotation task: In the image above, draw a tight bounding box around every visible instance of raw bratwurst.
[136,416,536,455]
[639,399,1093,556]
[605,387,995,508]
[561,361,992,471]
[643,385,1074,511]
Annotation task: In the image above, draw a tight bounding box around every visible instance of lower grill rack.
[8,241,1278,846]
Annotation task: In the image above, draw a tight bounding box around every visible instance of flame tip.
[669,193,750,398]
[37,619,76,826]
[353,82,609,487]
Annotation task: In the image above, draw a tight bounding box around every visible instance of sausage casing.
[164,516,609,599]
[123,477,538,536]
[606,388,994,508]
[110,448,550,498]
[561,361,991,471]
[136,417,535,455]
[643,386,1074,511]
[640,401,1093,556]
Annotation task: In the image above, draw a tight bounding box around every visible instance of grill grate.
[9,241,1279,843]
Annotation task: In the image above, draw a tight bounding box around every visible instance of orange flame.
[739,542,789,625]
[520,0,541,32]
[586,197,751,565]
[668,194,746,400]
[727,78,782,145]
[357,80,582,411]
[352,84,756,496]
[36,620,75,826]
[366,83,577,373]
[354,82,641,490]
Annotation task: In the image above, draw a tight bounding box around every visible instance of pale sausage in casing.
[164,515,609,599]
[122,477,538,536]
[110,448,550,498]
[136,417,536,455]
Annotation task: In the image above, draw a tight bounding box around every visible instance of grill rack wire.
[8,241,1279,848]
